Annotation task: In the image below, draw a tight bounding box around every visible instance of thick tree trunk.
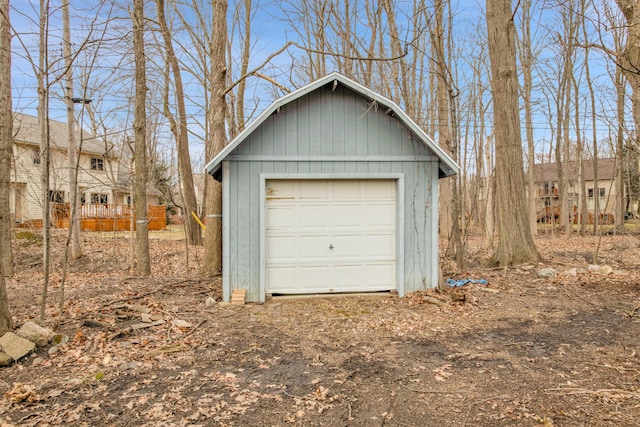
[202,0,228,277]
[616,0,640,230]
[486,0,540,266]
[0,0,12,333]
[132,0,150,276]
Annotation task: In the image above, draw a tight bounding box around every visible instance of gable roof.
[205,72,459,180]
[533,158,616,183]
[13,112,116,157]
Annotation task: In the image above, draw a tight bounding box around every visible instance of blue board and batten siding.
[215,80,446,303]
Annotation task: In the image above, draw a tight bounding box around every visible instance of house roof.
[13,112,116,157]
[532,158,616,183]
[205,72,459,180]
[116,167,163,196]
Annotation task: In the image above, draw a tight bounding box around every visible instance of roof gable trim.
[205,73,459,179]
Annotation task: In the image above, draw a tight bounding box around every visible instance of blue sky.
[8,0,625,173]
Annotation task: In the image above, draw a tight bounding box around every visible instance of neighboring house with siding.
[532,158,621,223]
[206,72,459,303]
[10,112,121,225]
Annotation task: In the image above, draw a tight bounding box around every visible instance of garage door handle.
[329,244,334,249]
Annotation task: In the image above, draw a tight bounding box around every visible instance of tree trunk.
[486,0,540,266]
[615,65,626,232]
[517,0,537,238]
[156,0,202,246]
[132,0,151,276]
[38,0,51,320]
[0,0,11,278]
[615,1,640,232]
[0,0,12,333]
[63,0,82,260]
[202,0,228,277]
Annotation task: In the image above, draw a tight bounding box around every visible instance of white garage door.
[265,179,396,294]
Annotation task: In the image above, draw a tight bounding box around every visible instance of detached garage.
[205,73,458,303]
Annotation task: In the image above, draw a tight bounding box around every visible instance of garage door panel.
[366,263,396,289]
[365,234,395,258]
[298,181,330,199]
[298,235,332,260]
[299,204,331,228]
[266,205,297,229]
[332,180,363,199]
[266,179,396,295]
[332,264,363,288]
[333,204,364,227]
[295,266,333,290]
[331,235,364,259]
[365,180,395,198]
[366,203,395,227]
[266,236,300,261]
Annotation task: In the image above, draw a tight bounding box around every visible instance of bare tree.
[202,0,228,276]
[0,0,13,334]
[63,0,82,260]
[132,0,150,275]
[0,0,11,278]
[516,0,538,237]
[156,0,202,246]
[615,1,640,150]
[37,0,52,320]
[486,0,540,266]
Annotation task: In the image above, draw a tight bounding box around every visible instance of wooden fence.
[49,203,166,231]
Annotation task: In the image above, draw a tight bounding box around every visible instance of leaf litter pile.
[2,230,640,426]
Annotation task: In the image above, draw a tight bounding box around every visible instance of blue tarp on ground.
[446,278,488,288]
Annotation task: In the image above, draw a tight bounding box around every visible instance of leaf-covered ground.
[2,229,640,426]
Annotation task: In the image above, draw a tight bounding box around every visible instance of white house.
[10,112,122,225]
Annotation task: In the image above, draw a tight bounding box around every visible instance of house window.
[80,193,86,204]
[33,149,41,164]
[91,158,104,171]
[90,193,108,204]
[126,195,132,206]
[588,188,606,199]
[48,190,64,203]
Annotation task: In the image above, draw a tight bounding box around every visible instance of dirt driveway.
[1,232,640,426]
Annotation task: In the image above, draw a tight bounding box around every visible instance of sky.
[8,0,626,174]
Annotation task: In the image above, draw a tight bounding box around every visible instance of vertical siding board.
[427,161,440,288]
[248,161,262,302]
[235,161,252,291]
[309,93,323,157]
[297,95,310,156]
[366,104,381,156]
[236,134,251,155]
[228,161,239,291]
[285,101,298,156]
[378,115,392,157]
[259,117,275,155]
[321,89,333,156]
[379,119,392,171]
[344,90,357,156]
[272,108,286,156]
[333,87,346,156]
[356,97,369,157]
[401,162,413,292]
[309,162,322,173]
[298,162,310,173]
